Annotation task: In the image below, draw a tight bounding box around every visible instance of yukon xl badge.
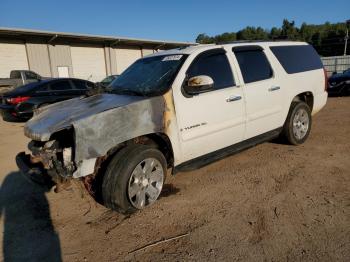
[181,122,207,131]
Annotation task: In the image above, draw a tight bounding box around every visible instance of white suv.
[17,41,328,214]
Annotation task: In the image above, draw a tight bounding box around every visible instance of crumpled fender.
[73,96,165,161]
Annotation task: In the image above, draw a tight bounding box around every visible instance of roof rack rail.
[175,43,212,50]
[216,39,296,45]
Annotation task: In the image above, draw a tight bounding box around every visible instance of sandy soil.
[0,97,349,262]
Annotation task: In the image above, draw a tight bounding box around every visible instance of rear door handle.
[226,95,242,102]
[268,86,280,92]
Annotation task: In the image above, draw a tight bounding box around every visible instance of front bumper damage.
[16,152,55,187]
[16,93,170,193]
[16,139,76,192]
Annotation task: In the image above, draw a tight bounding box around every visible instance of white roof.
[148,41,308,57]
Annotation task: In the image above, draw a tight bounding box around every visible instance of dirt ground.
[0,97,349,262]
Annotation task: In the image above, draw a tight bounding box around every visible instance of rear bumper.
[16,152,54,187]
[312,91,327,115]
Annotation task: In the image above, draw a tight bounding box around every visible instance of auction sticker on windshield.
[162,55,183,61]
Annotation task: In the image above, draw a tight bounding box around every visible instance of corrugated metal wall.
[142,48,154,57]
[0,40,156,80]
[48,45,73,78]
[26,43,51,77]
[109,48,118,75]
[0,42,28,77]
[71,45,107,82]
[103,47,119,76]
[104,47,112,75]
[115,47,142,74]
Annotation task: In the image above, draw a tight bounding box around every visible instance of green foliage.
[237,27,269,40]
[196,19,349,56]
[196,32,236,44]
[195,33,214,44]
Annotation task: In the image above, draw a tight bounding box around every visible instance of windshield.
[110,54,187,96]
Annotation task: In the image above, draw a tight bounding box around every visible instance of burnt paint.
[188,76,203,86]
[73,96,165,161]
[24,93,167,162]
[24,94,145,141]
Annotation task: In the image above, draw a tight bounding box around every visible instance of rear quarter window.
[10,71,21,79]
[270,45,323,74]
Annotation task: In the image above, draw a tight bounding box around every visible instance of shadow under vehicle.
[0,172,61,262]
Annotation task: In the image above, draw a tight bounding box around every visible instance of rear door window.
[233,49,273,84]
[37,84,50,92]
[50,80,73,91]
[25,71,38,80]
[270,45,323,74]
[10,71,21,79]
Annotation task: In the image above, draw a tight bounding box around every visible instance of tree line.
[196,19,349,57]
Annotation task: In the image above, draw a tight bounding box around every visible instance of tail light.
[323,68,328,91]
[6,96,30,105]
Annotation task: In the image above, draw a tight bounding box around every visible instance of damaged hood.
[24,93,145,141]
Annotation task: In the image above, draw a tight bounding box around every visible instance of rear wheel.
[282,101,312,145]
[102,144,166,214]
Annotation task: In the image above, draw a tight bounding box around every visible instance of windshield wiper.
[157,69,173,83]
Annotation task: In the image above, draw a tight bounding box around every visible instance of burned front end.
[15,93,167,192]
[16,128,76,192]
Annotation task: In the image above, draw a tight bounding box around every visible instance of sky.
[0,0,349,42]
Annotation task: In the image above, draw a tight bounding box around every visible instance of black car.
[0,78,95,121]
[328,69,350,96]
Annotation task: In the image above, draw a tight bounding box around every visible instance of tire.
[102,144,167,214]
[2,114,23,122]
[282,101,312,145]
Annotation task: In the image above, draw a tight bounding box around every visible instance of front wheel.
[282,101,312,145]
[102,144,166,214]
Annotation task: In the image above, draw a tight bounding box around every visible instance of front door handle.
[226,95,242,102]
[268,86,280,92]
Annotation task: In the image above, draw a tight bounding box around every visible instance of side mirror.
[184,75,214,95]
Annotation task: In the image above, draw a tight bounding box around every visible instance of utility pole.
[344,28,349,56]
[344,20,350,56]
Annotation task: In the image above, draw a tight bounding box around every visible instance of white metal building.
[0,27,193,82]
